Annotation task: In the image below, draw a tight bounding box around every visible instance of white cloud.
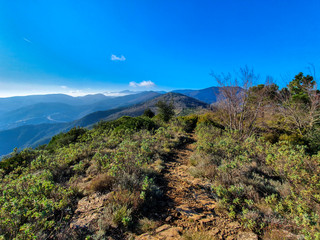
[23,37,32,43]
[103,92,127,97]
[111,54,126,61]
[60,85,68,89]
[129,80,156,88]
[129,82,137,87]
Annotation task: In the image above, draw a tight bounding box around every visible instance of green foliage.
[143,108,155,118]
[192,119,320,238]
[46,127,87,151]
[156,100,175,122]
[305,127,320,154]
[0,149,39,174]
[176,115,198,132]
[288,72,315,103]
[0,115,188,239]
[248,83,279,103]
[3,73,320,239]
[93,116,157,133]
[196,113,225,129]
[0,171,76,239]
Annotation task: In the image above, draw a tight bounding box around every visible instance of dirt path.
[137,134,255,240]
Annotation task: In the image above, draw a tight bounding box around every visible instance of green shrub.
[47,127,87,150]
[193,122,320,238]
[0,171,76,239]
[305,127,320,154]
[0,148,38,174]
[0,115,189,239]
[176,115,198,132]
[94,116,157,133]
[143,108,155,118]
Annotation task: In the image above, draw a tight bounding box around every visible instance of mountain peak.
[172,86,222,104]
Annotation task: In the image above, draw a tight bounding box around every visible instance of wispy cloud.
[23,37,32,43]
[111,54,126,61]
[129,80,156,88]
[103,92,128,97]
[60,85,68,89]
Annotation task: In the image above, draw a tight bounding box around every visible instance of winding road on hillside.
[137,134,257,240]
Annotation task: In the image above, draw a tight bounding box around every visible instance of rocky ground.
[70,134,300,239]
[136,134,258,240]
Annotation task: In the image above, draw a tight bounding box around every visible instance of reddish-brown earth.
[136,134,257,240]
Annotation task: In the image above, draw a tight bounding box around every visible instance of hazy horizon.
[0,84,221,98]
[0,82,164,98]
[1,0,320,97]
[1,2,320,239]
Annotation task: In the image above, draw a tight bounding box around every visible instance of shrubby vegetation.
[190,71,320,239]
[0,116,188,239]
[142,108,155,118]
[1,70,320,239]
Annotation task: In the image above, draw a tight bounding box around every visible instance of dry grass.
[182,230,218,240]
[263,229,301,240]
[87,173,114,193]
[137,217,161,233]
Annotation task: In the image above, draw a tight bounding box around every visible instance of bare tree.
[279,90,320,135]
[211,66,266,138]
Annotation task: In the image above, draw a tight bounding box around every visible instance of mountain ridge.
[0,91,161,130]
[172,86,222,104]
[0,92,209,157]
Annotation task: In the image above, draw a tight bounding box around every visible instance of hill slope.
[74,92,209,127]
[172,86,221,104]
[0,93,208,157]
[0,92,161,131]
[0,93,110,113]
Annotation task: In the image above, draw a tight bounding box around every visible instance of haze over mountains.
[74,92,209,128]
[0,92,161,130]
[0,87,220,157]
[172,86,221,104]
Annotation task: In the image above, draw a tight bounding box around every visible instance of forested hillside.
[0,92,207,157]
[0,92,161,130]
[1,71,320,239]
[173,87,221,104]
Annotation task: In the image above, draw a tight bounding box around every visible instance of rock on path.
[137,134,257,240]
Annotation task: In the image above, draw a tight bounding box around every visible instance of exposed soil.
[69,134,302,240]
[136,134,257,240]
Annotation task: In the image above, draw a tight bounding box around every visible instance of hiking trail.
[137,134,257,240]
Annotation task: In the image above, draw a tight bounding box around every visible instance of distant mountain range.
[0,93,110,113]
[0,92,209,157]
[75,92,209,127]
[0,91,160,130]
[0,86,223,157]
[172,86,221,104]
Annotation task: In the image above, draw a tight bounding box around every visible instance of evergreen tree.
[143,108,155,118]
[288,72,315,103]
[156,100,174,122]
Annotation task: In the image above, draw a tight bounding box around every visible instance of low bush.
[0,116,188,239]
[46,127,87,151]
[93,116,158,133]
[176,115,198,132]
[0,148,38,174]
[88,174,114,193]
[137,217,160,233]
[192,121,320,238]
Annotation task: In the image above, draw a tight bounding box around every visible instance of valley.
[0,91,210,157]
[1,1,319,239]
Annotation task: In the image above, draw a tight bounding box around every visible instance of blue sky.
[0,0,320,97]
